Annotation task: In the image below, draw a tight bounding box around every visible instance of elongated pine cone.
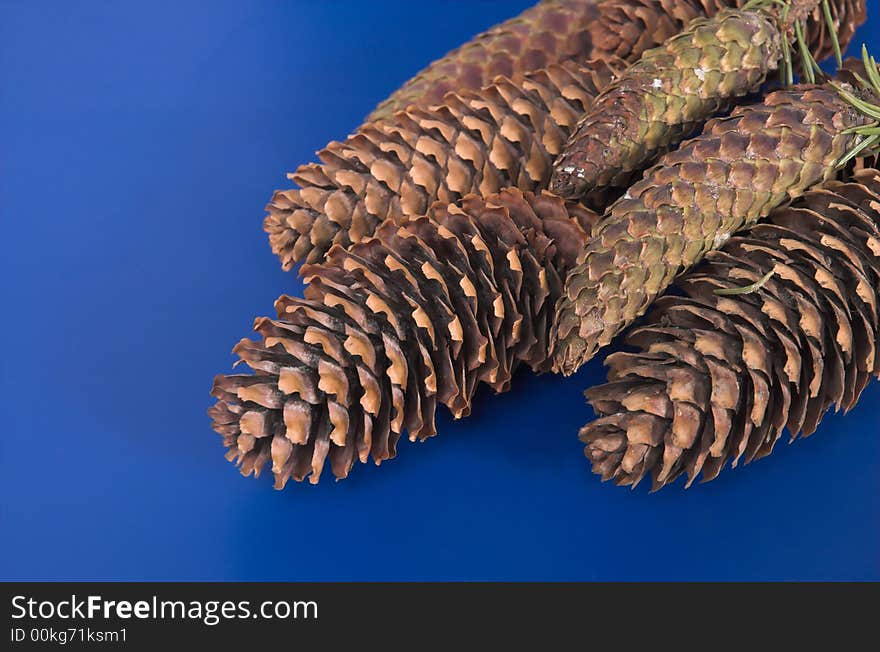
[266,59,621,268]
[551,7,785,197]
[551,73,877,375]
[581,169,880,490]
[212,190,599,487]
[367,0,601,122]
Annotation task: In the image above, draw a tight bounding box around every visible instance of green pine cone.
[551,75,878,376]
[550,7,784,196]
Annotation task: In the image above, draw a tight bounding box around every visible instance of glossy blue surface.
[1,1,878,581]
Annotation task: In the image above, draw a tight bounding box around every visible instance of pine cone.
[367,0,602,122]
[212,190,598,487]
[266,59,621,269]
[551,7,785,197]
[581,168,880,489]
[551,73,878,375]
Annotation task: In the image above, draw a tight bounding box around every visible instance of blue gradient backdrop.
[1,1,878,581]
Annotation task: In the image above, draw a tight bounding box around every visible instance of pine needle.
[821,0,843,66]
[780,3,794,86]
[837,134,880,168]
[861,45,880,96]
[794,20,818,84]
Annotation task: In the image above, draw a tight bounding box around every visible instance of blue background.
[1,1,878,581]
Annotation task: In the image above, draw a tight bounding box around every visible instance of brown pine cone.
[367,0,602,122]
[266,59,621,269]
[551,71,878,376]
[581,169,880,490]
[212,190,598,487]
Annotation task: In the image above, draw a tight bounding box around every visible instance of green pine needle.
[843,121,880,135]
[743,0,780,11]
[794,20,820,84]
[821,0,843,67]
[832,83,880,120]
[780,3,794,86]
[837,134,880,168]
[714,270,775,296]
[780,38,793,86]
[861,45,880,96]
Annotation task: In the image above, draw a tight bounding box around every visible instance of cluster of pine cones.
[211,0,879,491]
